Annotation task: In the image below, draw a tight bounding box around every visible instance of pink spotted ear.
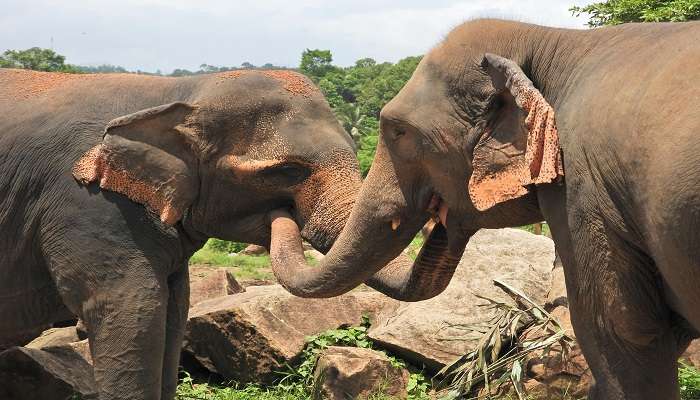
[73,102,199,226]
[468,53,564,211]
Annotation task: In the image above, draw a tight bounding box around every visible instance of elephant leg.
[539,183,680,400]
[82,274,168,400]
[560,218,678,399]
[161,264,190,400]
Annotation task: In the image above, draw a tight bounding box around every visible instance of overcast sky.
[1,0,591,73]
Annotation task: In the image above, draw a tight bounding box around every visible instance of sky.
[1,0,591,73]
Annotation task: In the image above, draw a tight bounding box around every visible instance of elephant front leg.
[560,219,680,399]
[82,277,168,400]
[161,264,190,400]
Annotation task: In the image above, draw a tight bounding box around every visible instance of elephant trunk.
[270,141,468,300]
[364,223,474,300]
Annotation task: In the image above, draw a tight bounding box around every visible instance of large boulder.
[240,244,268,256]
[25,326,80,349]
[189,265,244,307]
[182,285,399,384]
[0,344,96,400]
[312,346,409,400]
[682,340,700,368]
[368,228,555,371]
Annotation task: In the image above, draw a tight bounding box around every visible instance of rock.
[189,265,244,306]
[681,340,700,368]
[312,346,409,400]
[0,344,96,400]
[368,228,555,371]
[182,285,399,384]
[545,252,568,309]
[25,327,80,349]
[520,306,591,399]
[240,244,268,255]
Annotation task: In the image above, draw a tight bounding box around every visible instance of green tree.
[299,49,335,81]
[334,102,367,146]
[571,0,700,26]
[78,64,128,73]
[0,47,80,72]
[297,50,421,175]
[356,56,421,117]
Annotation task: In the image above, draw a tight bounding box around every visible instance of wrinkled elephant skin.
[268,19,700,400]
[0,69,361,400]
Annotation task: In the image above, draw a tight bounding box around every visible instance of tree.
[0,47,80,72]
[299,49,335,81]
[571,0,700,26]
[78,64,128,74]
[334,103,367,146]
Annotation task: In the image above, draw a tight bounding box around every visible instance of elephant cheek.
[295,169,360,252]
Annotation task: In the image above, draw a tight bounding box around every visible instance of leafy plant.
[0,47,82,72]
[571,0,700,27]
[438,280,575,399]
[207,239,247,254]
[680,362,700,400]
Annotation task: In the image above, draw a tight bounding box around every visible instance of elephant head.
[268,20,562,299]
[72,71,361,255]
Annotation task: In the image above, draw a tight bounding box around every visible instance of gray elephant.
[268,19,700,399]
[0,68,373,400]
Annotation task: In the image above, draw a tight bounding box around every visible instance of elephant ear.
[72,102,200,226]
[468,53,564,211]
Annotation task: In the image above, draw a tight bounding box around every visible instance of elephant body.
[0,69,361,399]
[267,20,700,400]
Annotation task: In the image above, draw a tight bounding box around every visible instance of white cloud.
[0,0,590,72]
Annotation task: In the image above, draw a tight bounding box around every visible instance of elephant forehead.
[214,70,317,98]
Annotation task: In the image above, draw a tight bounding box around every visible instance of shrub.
[208,239,247,254]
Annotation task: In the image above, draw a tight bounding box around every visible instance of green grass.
[189,240,273,280]
[189,239,322,281]
[680,362,700,400]
[518,223,551,237]
[405,234,425,260]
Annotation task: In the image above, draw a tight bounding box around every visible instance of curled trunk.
[269,209,467,300]
[364,223,473,301]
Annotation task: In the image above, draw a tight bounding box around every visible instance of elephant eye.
[260,163,310,185]
[393,129,406,140]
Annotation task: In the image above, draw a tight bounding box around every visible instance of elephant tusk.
[438,203,448,228]
[391,217,401,231]
[427,194,441,212]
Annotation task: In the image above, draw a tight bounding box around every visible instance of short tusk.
[391,217,401,231]
[438,203,448,228]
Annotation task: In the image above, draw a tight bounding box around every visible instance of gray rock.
[313,346,409,400]
[368,228,555,371]
[189,265,244,307]
[0,344,96,400]
[182,285,399,384]
[240,244,268,256]
[25,326,80,349]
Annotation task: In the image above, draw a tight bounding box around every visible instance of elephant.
[0,68,375,400]
[267,19,700,400]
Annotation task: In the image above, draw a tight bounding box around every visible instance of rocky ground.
[2,228,699,400]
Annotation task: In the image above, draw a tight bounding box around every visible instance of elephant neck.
[524,25,602,108]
